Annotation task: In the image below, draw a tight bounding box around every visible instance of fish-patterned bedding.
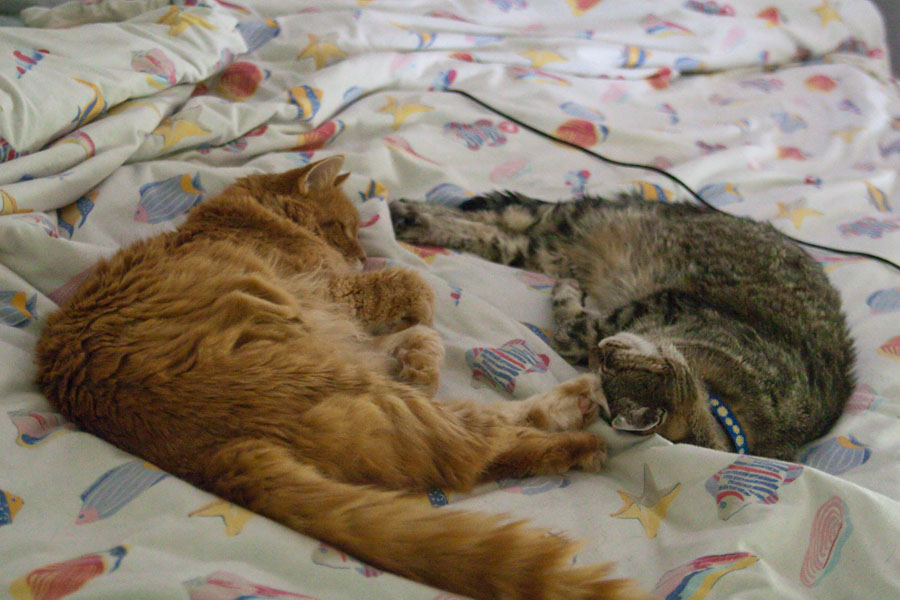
[1,0,899,598]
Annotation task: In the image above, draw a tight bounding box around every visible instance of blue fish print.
[0,489,24,527]
[771,111,807,133]
[880,139,900,157]
[14,47,48,78]
[521,322,551,344]
[425,183,471,206]
[866,287,900,313]
[654,552,758,600]
[705,456,803,520]
[565,169,590,198]
[490,0,527,11]
[621,45,648,68]
[674,56,703,71]
[342,86,366,104]
[8,408,76,447]
[0,290,37,327]
[698,183,743,207]
[429,69,456,91]
[58,193,96,238]
[838,217,900,239]
[799,435,872,475]
[444,119,509,150]
[288,85,322,121]
[0,136,18,162]
[449,284,462,306]
[357,180,387,203]
[738,77,783,93]
[560,102,606,124]
[465,338,550,395]
[236,19,281,54]
[77,460,168,524]
[135,174,204,224]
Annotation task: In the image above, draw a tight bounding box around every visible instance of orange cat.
[36,156,643,600]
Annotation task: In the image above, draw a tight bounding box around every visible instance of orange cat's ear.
[333,172,350,187]
[298,155,345,195]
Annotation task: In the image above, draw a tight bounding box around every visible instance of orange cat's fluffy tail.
[199,439,645,600]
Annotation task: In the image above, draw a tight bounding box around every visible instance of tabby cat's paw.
[551,278,584,320]
[389,199,433,242]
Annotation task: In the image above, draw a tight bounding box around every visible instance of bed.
[1,0,899,598]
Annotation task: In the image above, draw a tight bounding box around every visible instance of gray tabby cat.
[390,192,855,459]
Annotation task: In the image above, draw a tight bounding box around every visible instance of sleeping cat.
[35,157,645,600]
[390,191,855,459]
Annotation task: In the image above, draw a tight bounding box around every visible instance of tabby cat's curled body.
[391,192,855,459]
[36,158,644,600]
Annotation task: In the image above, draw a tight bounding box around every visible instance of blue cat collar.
[708,393,748,454]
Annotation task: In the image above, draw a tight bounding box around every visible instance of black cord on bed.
[335,86,900,273]
[443,89,900,274]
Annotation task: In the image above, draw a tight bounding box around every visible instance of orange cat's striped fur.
[36,157,645,600]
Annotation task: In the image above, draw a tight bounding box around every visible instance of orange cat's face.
[235,157,366,267]
[308,176,365,267]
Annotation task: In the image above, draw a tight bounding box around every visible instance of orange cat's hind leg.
[483,428,607,480]
[442,375,610,480]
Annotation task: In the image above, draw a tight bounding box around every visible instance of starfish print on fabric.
[152,109,211,150]
[775,199,823,229]
[156,6,218,36]
[189,499,254,536]
[812,1,842,26]
[298,34,347,69]
[519,48,566,68]
[611,463,681,539]
[377,96,434,129]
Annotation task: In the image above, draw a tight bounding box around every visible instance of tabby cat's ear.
[298,155,345,194]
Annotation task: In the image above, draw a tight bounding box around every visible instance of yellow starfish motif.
[377,96,434,129]
[812,1,841,26]
[156,6,218,36]
[520,48,566,69]
[152,114,211,150]
[189,500,254,536]
[610,464,681,539]
[298,34,347,70]
[775,200,823,229]
[832,127,862,143]
[107,99,163,118]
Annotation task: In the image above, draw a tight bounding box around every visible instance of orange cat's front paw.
[524,374,609,432]
[375,324,444,397]
[397,273,435,327]
[547,431,607,474]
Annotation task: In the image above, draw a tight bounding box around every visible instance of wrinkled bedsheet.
[1,1,899,598]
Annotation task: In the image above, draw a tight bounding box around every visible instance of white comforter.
[1,1,899,598]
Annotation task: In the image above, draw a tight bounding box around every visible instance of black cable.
[331,85,900,273]
[441,87,900,274]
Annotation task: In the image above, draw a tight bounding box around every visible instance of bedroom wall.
[871,0,899,76]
